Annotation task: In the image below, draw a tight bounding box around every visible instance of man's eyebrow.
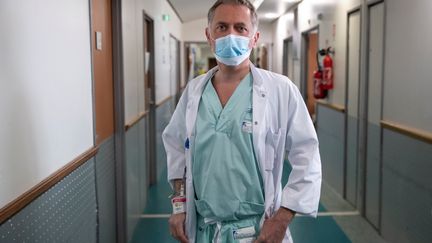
[214,21,248,26]
[215,21,228,26]
[234,23,248,27]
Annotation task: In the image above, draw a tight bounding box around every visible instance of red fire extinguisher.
[313,49,327,99]
[313,68,327,99]
[322,47,334,90]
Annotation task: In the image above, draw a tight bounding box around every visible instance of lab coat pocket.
[264,129,282,171]
[185,101,194,133]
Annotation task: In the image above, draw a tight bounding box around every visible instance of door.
[345,10,361,206]
[91,0,114,146]
[365,1,384,229]
[306,32,318,118]
[143,13,156,185]
[287,39,294,81]
[301,28,319,118]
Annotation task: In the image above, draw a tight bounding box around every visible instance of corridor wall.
[122,0,182,123]
[271,0,432,242]
[121,0,182,240]
[0,0,94,213]
[380,0,432,242]
[0,0,99,242]
[271,0,361,201]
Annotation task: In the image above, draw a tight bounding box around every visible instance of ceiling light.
[264,13,279,19]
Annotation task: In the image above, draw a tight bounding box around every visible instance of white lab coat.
[162,64,322,243]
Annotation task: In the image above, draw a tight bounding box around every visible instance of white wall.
[272,12,296,75]
[0,0,94,208]
[272,0,361,106]
[182,18,208,42]
[257,22,273,45]
[383,0,432,133]
[122,0,183,122]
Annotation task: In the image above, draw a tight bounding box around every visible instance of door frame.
[282,36,293,77]
[143,11,157,185]
[300,25,319,101]
[112,0,127,242]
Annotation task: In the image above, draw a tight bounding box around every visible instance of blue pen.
[184,138,190,150]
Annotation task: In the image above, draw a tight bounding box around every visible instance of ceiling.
[167,0,301,23]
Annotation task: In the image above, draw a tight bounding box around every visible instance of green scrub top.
[192,73,264,222]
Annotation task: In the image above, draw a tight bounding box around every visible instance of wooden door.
[91,0,114,145]
[306,33,318,117]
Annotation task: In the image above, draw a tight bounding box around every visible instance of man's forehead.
[214,20,248,26]
[212,4,252,25]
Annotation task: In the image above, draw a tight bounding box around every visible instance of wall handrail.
[316,100,346,113]
[125,112,147,131]
[124,96,174,131]
[156,95,174,108]
[0,146,99,224]
[381,120,432,144]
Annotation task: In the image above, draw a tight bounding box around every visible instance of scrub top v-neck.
[192,73,264,222]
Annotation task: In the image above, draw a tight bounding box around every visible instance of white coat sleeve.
[162,86,189,187]
[281,84,322,217]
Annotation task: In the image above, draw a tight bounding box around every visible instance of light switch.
[96,32,102,50]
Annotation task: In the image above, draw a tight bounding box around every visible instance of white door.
[365,1,385,229]
[346,10,361,206]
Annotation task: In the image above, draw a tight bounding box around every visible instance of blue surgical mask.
[213,34,252,66]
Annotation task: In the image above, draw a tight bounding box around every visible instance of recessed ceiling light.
[264,13,279,19]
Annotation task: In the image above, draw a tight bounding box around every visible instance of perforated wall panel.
[95,136,116,243]
[0,159,97,242]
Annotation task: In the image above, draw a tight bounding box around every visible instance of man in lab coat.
[163,0,321,242]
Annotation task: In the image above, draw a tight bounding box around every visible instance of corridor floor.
[131,162,386,243]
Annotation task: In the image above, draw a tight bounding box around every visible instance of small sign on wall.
[96,32,102,50]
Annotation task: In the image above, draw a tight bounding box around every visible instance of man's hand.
[254,207,295,243]
[168,213,189,243]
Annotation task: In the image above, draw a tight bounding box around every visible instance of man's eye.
[217,25,226,31]
[238,26,247,32]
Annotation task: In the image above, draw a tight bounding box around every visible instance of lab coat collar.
[250,63,268,185]
[200,62,267,92]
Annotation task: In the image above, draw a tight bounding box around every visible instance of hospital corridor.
[1,0,431,242]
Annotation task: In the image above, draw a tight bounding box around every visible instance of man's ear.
[251,31,260,48]
[205,27,211,43]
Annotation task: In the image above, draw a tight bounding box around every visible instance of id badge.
[233,225,256,242]
[241,121,253,133]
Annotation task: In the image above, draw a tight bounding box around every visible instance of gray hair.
[207,0,259,32]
